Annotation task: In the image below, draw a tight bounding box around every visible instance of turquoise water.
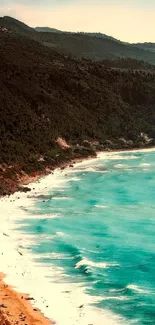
[17,151,155,324]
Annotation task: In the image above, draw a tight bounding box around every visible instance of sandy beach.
[0,273,51,325]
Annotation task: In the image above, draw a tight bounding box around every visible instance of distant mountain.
[132,43,155,53]
[35,27,62,33]
[1,16,155,65]
[35,28,120,42]
[36,32,155,64]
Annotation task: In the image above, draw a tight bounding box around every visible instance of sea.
[1,149,155,325]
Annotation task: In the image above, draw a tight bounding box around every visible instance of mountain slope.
[1,31,155,194]
[1,31,155,164]
[36,32,155,63]
[1,16,155,64]
[0,16,35,36]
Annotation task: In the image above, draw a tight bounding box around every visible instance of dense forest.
[101,58,155,70]
[1,32,155,159]
[1,25,155,194]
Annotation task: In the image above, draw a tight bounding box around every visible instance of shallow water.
[14,150,155,324]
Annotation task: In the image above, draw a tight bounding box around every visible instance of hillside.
[1,31,155,195]
[1,16,155,64]
[36,32,155,63]
[0,16,35,36]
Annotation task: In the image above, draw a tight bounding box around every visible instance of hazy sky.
[0,0,155,42]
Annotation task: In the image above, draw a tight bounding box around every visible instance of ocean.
[1,149,155,325]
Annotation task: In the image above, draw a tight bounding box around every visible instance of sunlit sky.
[0,0,155,42]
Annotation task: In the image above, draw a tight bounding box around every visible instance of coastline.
[0,146,155,325]
[14,145,155,185]
[0,273,51,325]
[1,145,155,198]
[17,145,155,194]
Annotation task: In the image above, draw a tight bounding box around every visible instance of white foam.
[114,164,126,168]
[52,196,72,200]
[69,177,81,181]
[109,288,126,293]
[97,147,155,160]
[102,296,129,301]
[94,204,108,208]
[33,252,71,260]
[139,163,151,167]
[98,153,138,161]
[87,249,100,254]
[114,164,136,169]
[76,166,109,173]
[75,258,119,269]
[56,231,65,236]
[127,284,149,294]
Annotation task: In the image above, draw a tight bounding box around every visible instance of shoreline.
[0,273,51,325]
[0,146,155,325]
[15,145,155,185]
[17,145,155,193]
[1,144,155,199]
[2,145,155,199]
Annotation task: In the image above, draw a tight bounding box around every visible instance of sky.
[0,0,155,42]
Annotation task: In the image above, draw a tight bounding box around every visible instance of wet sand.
[0,273,52,325]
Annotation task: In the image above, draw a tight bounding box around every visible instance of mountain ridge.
[132,42,155,53]
[1,15,155,64]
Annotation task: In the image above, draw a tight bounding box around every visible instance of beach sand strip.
[0,273,52,325]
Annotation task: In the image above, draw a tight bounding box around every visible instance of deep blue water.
[17,151,155,324]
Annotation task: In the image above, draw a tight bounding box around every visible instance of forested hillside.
[35,32,155,63]
[1,23,155,195]
[101,58,155,70]
[1,16,155,64]
[1,32,155,164]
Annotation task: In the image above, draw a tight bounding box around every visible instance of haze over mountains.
[134,43,155,53]
[1,16,155,64]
